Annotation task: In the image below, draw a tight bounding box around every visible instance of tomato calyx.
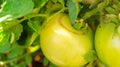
[84,50,97,63]
[58,14,89,35]
[73,19,88,30]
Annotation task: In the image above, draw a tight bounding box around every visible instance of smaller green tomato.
[95,22,120,67]
[40,13,94,67]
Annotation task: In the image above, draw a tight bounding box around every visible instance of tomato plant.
[1,0,120,67]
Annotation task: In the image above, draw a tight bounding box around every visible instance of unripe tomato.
[95,22,120,67]
[40,13,94,67]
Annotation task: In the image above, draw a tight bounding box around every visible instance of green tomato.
[40,13,94,67]
[95,22,120,67]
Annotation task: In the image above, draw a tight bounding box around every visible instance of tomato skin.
[40,13,94,66]
[95,22,120,67]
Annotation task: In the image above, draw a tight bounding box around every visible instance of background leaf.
[9,24,23,43]
[0,0,3,6]
[43,57,49,66]
[33,0,48,7]
[67,0,82,25]
[25,55,32,65]
[58,0,64,6]
[0,0,34,22]
[0,42,11,53]
[27,19,41,33]
[0,30,10,45]
[49,63,57,67]
[7,47,24,59]
[84,50,97,62]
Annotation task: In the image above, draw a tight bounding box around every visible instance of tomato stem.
[46,7,67,21]
[73,19,88,30]
[4,53,30,64]
[27,32,39,46]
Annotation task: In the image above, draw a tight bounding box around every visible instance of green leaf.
[14,65,20,67]
[95,60,106,67]
[0,42,11,53]
[49,63,57,67]
[58,0,64,6]
[9,61,16,66]
[97,0,110,12]
[27,20,41,33]
[105,7,116,14]
[33,0,48,8]
[67,0,82,25]
[83,8,98,19]
[0,56,1,60]
[9,24,23,43]
[0,30,10,45]
[0,0,34,22]
[18,61,26,67]
[84,50,97,62]
[51,0,57,3]
[103,14,119,24]
[0,0,4,5]
[33,36,40,46]
[25,55,32,65]
[7,47,24,59]
[45,1,62,15]
[43,57,49,66]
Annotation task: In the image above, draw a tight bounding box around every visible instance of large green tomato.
[95,22,120,67]
[40,13,94,67]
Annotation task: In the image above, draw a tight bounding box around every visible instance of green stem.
[32,0,49,14]
[28,32,39,46]
[46,7,67,22]
[83,8,98,20]
[4,53,30,64]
